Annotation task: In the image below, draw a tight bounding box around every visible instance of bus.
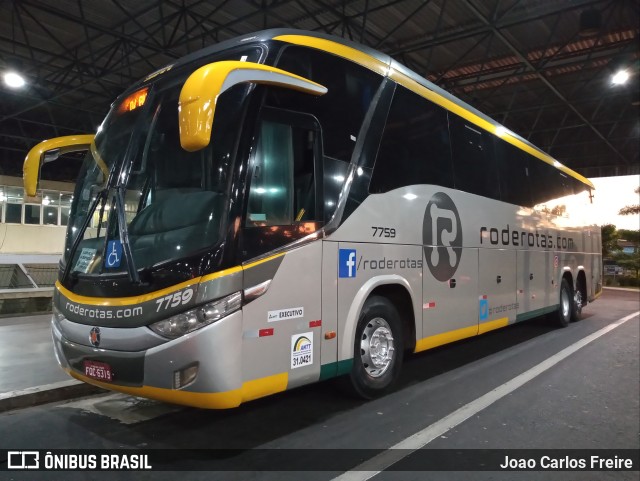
[24,29,602,408]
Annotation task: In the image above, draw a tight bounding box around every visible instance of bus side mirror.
[23,134,94,196]
[178,60,327,152]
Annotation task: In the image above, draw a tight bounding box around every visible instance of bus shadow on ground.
[399,314,575,386]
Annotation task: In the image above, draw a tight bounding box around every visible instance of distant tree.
[601,224,620,258]
[616,252,640,277]
[618,187,640,216]
[617,229,640,244]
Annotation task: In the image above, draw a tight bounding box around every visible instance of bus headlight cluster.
[149,291,242,339]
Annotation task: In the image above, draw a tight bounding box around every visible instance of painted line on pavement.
[333,311,640,481]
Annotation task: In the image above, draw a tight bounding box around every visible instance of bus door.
[479,248,518,328]
[517,250,552,318]
[420,243,479,350]
[239,107,327,389]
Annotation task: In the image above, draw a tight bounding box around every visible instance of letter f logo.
[339,249,357,278]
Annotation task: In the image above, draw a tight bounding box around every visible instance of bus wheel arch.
[340,277,417,399]
[368,284,416,353]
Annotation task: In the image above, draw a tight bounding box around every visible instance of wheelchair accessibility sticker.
[105,240,123,268]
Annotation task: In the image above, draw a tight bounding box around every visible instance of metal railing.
[0,255,59,315]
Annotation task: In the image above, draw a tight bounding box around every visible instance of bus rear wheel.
[348,296,404,399]
[556,279,572,328]
[571,278,584,322]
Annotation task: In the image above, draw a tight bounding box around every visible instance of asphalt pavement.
[0,289,638,481]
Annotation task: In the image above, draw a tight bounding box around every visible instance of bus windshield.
[64,62,253,279]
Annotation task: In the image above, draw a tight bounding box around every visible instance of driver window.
[241,109,323,261]
[246,113,320,227]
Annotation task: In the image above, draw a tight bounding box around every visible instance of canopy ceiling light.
[3,71,26,88]
[611,69,630,86]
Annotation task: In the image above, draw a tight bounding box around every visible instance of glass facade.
[0,186,73,226]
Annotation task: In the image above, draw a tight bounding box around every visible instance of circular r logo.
[423,192,463,281]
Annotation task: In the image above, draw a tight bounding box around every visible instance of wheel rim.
[574,289,583,315]
[561,287,570,319]
[360,317,395,378]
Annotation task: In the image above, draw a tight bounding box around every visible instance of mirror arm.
[23,134,94,196]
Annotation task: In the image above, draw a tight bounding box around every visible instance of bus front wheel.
[556,279,573,328]
[348,296,404,399]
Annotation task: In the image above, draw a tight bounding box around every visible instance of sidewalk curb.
[0,380,105,413]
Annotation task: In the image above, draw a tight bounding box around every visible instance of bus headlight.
[149,291,242,339]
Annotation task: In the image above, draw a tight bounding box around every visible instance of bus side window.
[528,159,575,208]
[449,114,501,201]
[369,84,454,193]
[269,46,383,222]
[241,109,324,261]
[493,137,533,207]
[271,46,382,164]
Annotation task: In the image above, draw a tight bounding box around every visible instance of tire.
[556,278,572,328]
[348,296,404,399]
[571,278,584,322]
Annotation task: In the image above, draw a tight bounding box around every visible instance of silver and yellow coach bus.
[24,29,602,408]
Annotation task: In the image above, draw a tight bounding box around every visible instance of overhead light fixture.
[611,69,630,86]
[3,71,26,89]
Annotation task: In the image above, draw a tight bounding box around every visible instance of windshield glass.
[64,49,259,277]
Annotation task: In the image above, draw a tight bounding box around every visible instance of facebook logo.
[339,249,357,278]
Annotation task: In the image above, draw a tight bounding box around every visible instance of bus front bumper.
[51,310,250,409]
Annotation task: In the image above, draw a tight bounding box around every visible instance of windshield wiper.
[61,187,108,285]
[114,185,140,284]
[61,186,141,285]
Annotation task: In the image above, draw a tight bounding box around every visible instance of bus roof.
[133,28,594,190]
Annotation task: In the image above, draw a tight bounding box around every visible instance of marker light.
[3,72,26,89]
[174,364,199,389]
[611,70,629,85]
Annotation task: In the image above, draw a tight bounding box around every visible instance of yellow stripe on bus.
[273,34,390,77]
[55,252,285,307]
[274,34,593,190]
[389,73,594,188]
[242,251,286,271]
[68,369,288,409]
[55,265,240,307]
[56,279,202,307]
[414,317,509,353]
[478,317,510,334]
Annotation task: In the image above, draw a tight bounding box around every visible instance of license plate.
[83,360,112,382]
